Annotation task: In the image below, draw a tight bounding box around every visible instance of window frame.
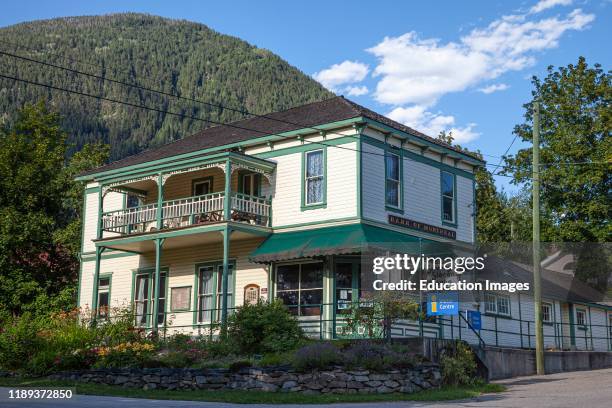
[192,176,214,197]
[575,308,587,329]
[193,260,236,325]
[274,261,324,317]
[301,148,327,210]
[97,273,112,319]
[385,150,403,212]
[541,302,553,324]
[441,170,457,226]
[131,268,169,328]
[483,292,511,317]
[239,172,261,197]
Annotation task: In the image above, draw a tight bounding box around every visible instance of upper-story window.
[241,173,260,196]
[304,149,325,206]
[441,171,456,224]
[385,152,401,208]
[193,177,213,196]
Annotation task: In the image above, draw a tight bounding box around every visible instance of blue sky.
[2,0,610,192]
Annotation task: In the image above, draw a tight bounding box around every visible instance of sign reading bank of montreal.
[388,215,456,240]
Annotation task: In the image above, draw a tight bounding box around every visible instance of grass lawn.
[0,377,505,404]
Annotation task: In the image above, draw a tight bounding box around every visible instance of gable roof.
[79,96,483,178]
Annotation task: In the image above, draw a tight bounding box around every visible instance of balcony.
[102,192,271,236]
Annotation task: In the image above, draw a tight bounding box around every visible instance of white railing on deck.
[101,192,271,235]
[162,193,224,221]
[231,193,271,219]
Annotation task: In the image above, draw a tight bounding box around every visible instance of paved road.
[1,368,611,408]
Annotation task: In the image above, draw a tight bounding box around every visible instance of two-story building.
[76,96,611,349]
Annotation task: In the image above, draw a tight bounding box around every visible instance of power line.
[0,46,491,162]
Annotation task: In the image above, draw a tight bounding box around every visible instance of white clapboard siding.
[270,142,357,227]
[361,142,475,243]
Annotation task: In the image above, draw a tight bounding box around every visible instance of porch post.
[224,160,232,221]
[91,186,105,321]
[152,238,165,332]
[220,226,232,332]
[91,246,105,322]
[156,173,164,229]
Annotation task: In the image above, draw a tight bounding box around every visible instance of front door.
[333,258,361,337]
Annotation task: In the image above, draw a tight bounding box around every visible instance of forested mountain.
[0,13,332,160]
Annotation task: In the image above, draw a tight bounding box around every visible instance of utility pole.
[532,100,545,375]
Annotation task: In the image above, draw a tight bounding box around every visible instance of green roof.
[250,223,436,263]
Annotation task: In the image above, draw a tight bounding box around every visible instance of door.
[334,259,361,337]
[133,271,167,327]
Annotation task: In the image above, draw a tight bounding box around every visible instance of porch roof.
[250,223,444,263]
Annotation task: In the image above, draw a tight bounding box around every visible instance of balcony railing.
[101,192,271,235]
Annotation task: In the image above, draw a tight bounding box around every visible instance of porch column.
[152,238,165,332]
[156,173,164,229]
[91,186,105,321]
[224,160,232,221]
[220,226,233,332]
[91,246,105,322]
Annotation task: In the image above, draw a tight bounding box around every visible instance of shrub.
[440,341,477,386]
[343,341,392,371]
[228,360,252,372]
[291,342,343,371]
[0,312,43,370]
[226,299,304,354]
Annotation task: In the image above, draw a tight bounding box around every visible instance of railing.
[91,302,612,351]
[101,192,271,235]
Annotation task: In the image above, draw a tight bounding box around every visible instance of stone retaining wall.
[48,364,441,394]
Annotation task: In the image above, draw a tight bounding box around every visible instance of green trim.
[224,160,232,220]
[440,170,458,228]
[81,250,140,261]
[84,186,101,193]
[170,286,192,312]
[301,146,327,211]
[361,135,475,180]
[191,176,214,196]
[96,273,113,319]
[254,135,357,159]
[95,223,227,246]
[130,267,169,329]
[356,135,363,219]
[75,120,358,182]
[384,149,403,213]
[361,117,484,166]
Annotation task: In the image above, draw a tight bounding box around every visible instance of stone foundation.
[48,364,441,394]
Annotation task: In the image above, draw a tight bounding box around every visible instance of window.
[576,309,586,328]
[134,271,167,327]
[241,173,260,196]
[542,302,553,323]
[441,171,456,224]
[97,275,111,319]
[192,177,213,196]
[304,150,324,206]
[385,152,401,208]
[484,293,511,316]
[276,262,323,316]
[196,263,234,323]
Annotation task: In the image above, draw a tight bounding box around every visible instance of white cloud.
[345,85,369,96]
[529,0,573,14]
[478,83,510,94]
[387,106,480,144]
[312,60,369,91]
[367,8,593,106]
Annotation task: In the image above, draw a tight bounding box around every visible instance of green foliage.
[0,102,108,316]
[342,292,420,340]
[505,57,611,243]
[226,299,305,355]
[0,307,149,374]
[440,342,477,386]
[0,13,332,161]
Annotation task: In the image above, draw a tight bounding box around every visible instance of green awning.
[250,223,430,263]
